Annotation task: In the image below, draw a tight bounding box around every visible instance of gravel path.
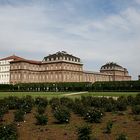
[64,91,88,96]
[64,92,118,100]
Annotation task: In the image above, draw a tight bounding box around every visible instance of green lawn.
[0,92,65,99]
[0,91,139,99]
[78,92,139,97]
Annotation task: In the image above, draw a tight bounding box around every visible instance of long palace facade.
[0,51,131,84]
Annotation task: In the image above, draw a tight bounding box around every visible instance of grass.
[80,92,139,97]
[0,91,139,99]
[0,92,65,99]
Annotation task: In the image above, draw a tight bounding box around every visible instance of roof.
[43,51,81,62]
[10,59,42,65]
[0,55,41,64]
[101,62,123,69]
[0,55,25,61]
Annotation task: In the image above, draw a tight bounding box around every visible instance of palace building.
[0,55,24,84]
[0,51,131,84]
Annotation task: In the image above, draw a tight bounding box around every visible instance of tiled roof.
[10,59,42,64]
[0,55,41,64]
[0,55,25,61]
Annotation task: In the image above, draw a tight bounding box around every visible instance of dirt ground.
[1,107,140,140]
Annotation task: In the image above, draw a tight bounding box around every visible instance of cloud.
[135,0,140,4]
[0,1,140,79]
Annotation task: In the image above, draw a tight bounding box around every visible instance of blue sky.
[0,0,140,79]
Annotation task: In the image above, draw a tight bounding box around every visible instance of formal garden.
[0,93,140,140]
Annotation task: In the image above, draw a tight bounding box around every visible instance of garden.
[0,93,140,140]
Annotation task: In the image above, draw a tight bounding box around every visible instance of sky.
[0,0,140,79]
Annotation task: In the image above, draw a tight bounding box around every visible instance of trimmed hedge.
[91,81,140,92]
[0,81,140,92]
[13,82,91,92]
[0,84,14,92]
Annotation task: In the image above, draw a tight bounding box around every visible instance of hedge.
[0,82,91,92]
[0,80,140,92]
[90,81,140,92]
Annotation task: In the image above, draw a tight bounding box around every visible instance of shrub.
[81,96,94,107]
[77,124,92,140]
[60,97,73,108]
[72,99,87,117]
[35,114,48,125]
[84,108,104,123]
[0,111,4,121]
[0,124,18,140]
[37,106,46,114]
[116,97,127,111]
[35,97,48,107]
[116,133,128,140]
[127,95,134,105]
[19,96,34,113]
[21,104,32,113]
[104,120,113,133]
[53,106,70,123]
[49,97,60,110]
[81,97,102,108]
[134,93,140,105]
[0,106,9,121]
[5,96,20,110]
[0,106,9,114]
[104,102,116,112]
[132,105,140,115]
[14,110,25,122]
